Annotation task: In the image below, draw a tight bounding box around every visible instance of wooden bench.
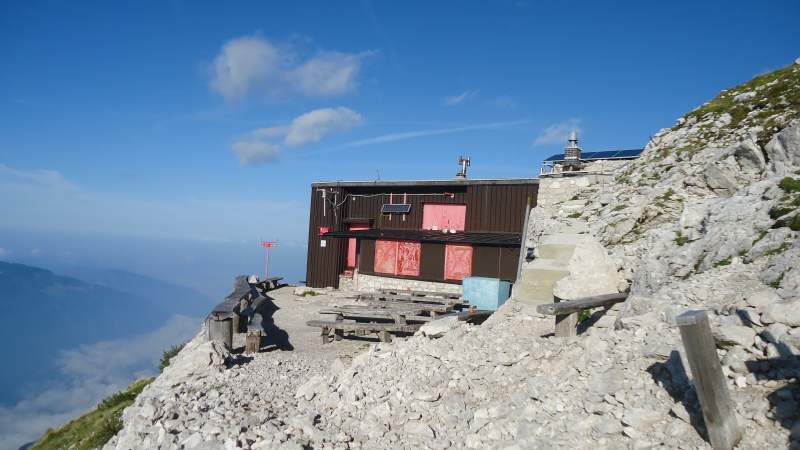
[379,288,461,299]
[536,293,628,337]
[359,292,465,308]
[307,319,422,343]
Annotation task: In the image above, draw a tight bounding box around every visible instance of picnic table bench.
[536,292,628,337]
[378,288,461,299]
[359,292,465,308]
[308,319,422,343]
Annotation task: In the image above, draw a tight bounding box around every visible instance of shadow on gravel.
[744,343,800,441]
[647,350,709,443]
[254,294,294,351]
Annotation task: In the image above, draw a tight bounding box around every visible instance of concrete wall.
[355,273,462,295]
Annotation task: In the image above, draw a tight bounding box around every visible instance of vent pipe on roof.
[456,155,470,178]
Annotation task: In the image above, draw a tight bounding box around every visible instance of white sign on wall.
[320,239,327,248]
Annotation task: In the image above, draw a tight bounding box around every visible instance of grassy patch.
[778,177,800,193]
[770,205,794,219]
[674,232,689,246]
[789,214,800,231]
[159,343,185,372]
[613,204,627,212]
[31,378,153,450]
[567,212,582,219]
[713,257,732,267]
[302,290,320,297]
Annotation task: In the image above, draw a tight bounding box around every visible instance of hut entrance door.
[347,222,370,268]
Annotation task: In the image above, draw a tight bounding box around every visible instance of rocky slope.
[104,62,800,450]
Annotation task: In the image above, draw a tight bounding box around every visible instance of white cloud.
[232,140,282,166]
[209,35,372,103]
[0,315,199,450]
[0,164,76,191]
[0,247,8,258]
[443,90,479,106]
[532,118,582,146]
[232,107,364,166]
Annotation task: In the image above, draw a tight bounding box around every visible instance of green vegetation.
[770,205,794,219]
[578,309,591,323]
[567,212,582,219]
[613,204,627,212]
[753,230,769,245]
[674,232,689,246]
[788,214,800,231]
[769,272,785,289]
[713,257,732,267]
[302,290,320,297]
[31,378,153,450]
[778,177,800,193]
[159,343,185,372]
[764,242,790,257]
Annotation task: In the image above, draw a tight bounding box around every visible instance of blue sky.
[0,0,798,292]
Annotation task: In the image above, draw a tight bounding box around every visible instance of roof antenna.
[456,155,470,178]
[375,169,381,180]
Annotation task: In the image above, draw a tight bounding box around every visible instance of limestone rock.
[418,316,459,338]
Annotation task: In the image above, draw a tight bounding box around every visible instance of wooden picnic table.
[307,319,422,343]
[359,292,465,307]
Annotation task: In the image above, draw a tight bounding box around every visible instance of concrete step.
[536,243,576,261]
[512,283,554,304]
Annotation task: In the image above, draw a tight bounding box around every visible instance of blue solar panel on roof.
[617,149,644,157]
[544,153,565,161]
[544,148,644,162]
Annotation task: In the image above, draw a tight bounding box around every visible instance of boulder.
[418,316,459,339]
[760,300,800,327]
[712,325,756,348]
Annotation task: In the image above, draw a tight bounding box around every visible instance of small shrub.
[567,212,582,219]
[770,206,793,219]
[674,232,689,246]
[789,214,800,231]
[778,177,800,193]
[302,290,320,297]
[578,310,591,322]
[713,257,732,267]
[613,204,627,211]
[159,344,185,373]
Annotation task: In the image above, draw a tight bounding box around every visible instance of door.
[347,222,370,267]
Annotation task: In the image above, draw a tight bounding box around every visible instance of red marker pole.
[261,241,277,279]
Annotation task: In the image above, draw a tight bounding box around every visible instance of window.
[374,240,420,276]
[422,203,466,231]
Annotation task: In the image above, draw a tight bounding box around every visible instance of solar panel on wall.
[381,203,412,214]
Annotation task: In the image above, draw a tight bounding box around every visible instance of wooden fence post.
[676,310,741,450]
[207,314,233,350]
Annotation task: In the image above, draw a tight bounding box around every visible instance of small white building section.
[536,133,643,206]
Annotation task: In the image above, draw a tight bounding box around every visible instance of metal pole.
[265,247,270,279]
[516,196,532,281]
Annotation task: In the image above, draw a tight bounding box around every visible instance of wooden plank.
[536,293,628,316]
[307,320,421,333]
[244,331,261,354]
[319,307,424,317]
[360,292,464,306]
[352,299,453,313]
[676,310,741,450]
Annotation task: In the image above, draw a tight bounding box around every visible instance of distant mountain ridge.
[0,261,213,405]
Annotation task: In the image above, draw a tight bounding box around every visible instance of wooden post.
[676,310,741,450]
[321,326,330,344]
[379,330,392,343]
[245,330,261,354]
[554,311,578,337]
[207,314,233,350]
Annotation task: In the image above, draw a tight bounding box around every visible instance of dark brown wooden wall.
[305,182,537,287]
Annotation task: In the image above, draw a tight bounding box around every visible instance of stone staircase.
[512,219,618,304]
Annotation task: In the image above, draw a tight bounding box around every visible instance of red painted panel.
[396,241,421,276]
[422,204,466,231]
[346,223,370,267]
[444,244,472,280]
[374,240,397,274]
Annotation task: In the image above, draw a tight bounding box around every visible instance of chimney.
[564,131,581,161]
[456,156,470,178]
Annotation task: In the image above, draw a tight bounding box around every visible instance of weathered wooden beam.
[676,310,741,450]
[536,292,628,316]
[207,314,233,350]
[244,330,261,354]
[307,320,421,333]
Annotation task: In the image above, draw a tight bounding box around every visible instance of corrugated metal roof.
[543,148,644,162]
[323,229,521,247]
[312,178,539,188]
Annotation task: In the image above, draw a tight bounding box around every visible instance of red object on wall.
[444,244,472,280]
[422,204,466,231]
[396,241,421,276]
[374,240,398,274]
[346,223,370,267]
[319,226,330,236]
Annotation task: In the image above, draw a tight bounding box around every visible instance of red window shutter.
[422,204,466,231]
[346,223,370,267]
[444,244,472,280]
[374,240,398,274]
[396,241,421,276]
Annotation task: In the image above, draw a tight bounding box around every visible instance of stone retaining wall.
[355,273,462,295]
